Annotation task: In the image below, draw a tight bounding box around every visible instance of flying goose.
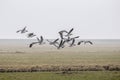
[58,30,68,39]
[84,41,93,45]
[47,38,59,45]
[29,36,45,48]
[77,41,85,45]
[27,33,36,38]
[16,26,28,33]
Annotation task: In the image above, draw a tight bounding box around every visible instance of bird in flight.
[58,30,68,39]
[47,38,60,48]
[29,36,45,48]
[16,26,28,34]
[27,33,36,38]
[84,41,93,45]
[47,38,59,45]
[77,41,85,45]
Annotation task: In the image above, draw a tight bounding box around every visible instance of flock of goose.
[16,26,93,49]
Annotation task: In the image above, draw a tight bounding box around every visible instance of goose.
[47,39,65,49]
[16,26,28,33]
[77,41,84,45]
[84,41,93,45]
[47,38,59,45]
[29,42,38,48]
[29,36,45,48]
[27,33,36,38]
[58,30,68,39]
[47,38,60,48]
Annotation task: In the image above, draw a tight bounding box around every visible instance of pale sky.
[0,0,120,39]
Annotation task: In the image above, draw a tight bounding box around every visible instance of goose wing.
[58,40,65,49]
[89,41,93,45]
[23,26,27,31]
[29,42,37,48]
[40,36,43,43]
[77,41,84,45]
[70,38,75,46]
[16,30,21,33]
[53,38,59,43]
[59,30,68,33]
[68,28,74,34]
[59,32,64,39]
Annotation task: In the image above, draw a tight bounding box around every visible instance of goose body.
[27,33,36,38]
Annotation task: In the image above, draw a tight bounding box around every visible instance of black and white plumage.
[29,36,45,48]
[16,26,28,33]
[27,33,36,38]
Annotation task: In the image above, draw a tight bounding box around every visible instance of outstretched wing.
[68,28,74,34]
[59,32,64,39]
[58,40,65,49]
[53,38,59,43]
[16,30,21,33]
[89,41,93,45]
[23,26,27,31]
[36,37,40,42]
[29,42,37,48]
[77,41,84,45]
[40,36,43,43]
[59,30,68,33]
[70,38,75,47]
[73,36,79,39]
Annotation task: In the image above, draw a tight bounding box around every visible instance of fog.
[0,0,120,39]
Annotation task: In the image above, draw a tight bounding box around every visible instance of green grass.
[0,71,120,80]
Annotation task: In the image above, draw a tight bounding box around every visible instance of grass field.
[0,44,120,71]
[0,71,120,80]
[0,39,120,80]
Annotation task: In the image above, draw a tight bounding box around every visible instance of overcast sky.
[0,0,120,39]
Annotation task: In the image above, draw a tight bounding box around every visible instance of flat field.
[0,71,120,80]
[0,39,120,80]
